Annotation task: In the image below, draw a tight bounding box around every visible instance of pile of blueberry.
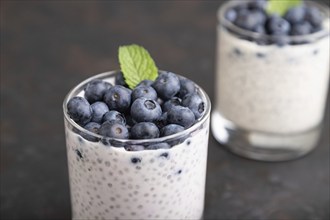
[67,71,205,150]
[225,0,324,45]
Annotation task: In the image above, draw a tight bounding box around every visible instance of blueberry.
[234,9,266,31]
[160,124,184,137]
[284,6,306,24]
[102,110,126,125]
[125,145,145,151]
[182,93,205,119]
[115,72,128,87]
[84,79,112,103]
[291,21,313,35]
[162,97,182,112]
[131,86,157,102]
[167,106,195,128]
[266,15,291,35]
[146,143,171,150]
[225,9,237,22]
[130,98,162,122]
[130,122,160,139]
[82,122,101,142]
[136,80,153,87]
[177,77,196,99]
[104,85,132,113]
[99,121,129,139]
[152,72,180,100]
[67,97,92,125]
[90,101,109,123]
[305,7,323,27]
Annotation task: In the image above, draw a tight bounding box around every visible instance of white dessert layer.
[215,24,330,134]
[65,119,209,220]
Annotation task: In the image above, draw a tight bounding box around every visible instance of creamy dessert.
[212,0,330,160]
[216,19,329,133]
[63,45,211,219]
[65,114,209,220]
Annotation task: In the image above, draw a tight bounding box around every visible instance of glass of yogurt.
[63,70,211,220]
[212,0,330,161]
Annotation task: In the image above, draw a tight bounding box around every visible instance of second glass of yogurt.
[212,0,330,161]
[63,71,211,220]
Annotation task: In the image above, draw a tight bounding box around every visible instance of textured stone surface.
[1,1,329,219]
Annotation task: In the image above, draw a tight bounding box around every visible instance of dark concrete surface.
[1,1,329,219]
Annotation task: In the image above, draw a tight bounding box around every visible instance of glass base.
[211,111,322,162]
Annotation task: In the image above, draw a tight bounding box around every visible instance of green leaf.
[118,44,158,89]
[266,0,302,16]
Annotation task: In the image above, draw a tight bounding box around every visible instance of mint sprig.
[266,0,302,16]
[118,44,158,89]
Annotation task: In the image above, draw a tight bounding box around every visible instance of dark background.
[1,0,329,219]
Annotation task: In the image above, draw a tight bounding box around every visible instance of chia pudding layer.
[216,19,330,134]
[63,71,210,220]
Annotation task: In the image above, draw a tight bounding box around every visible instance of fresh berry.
[234,9,266,31]
[84,122,101,133]
[162,97,182,112]
[90,101,109,123]
[167,106,195,128]
[160,124,184,137]
[84,79,112,103]
[131,86,157,101]
[104,85,132,113]
[152,72,180,100]
[225,9,237,22]
[177,77,196,99]
[125,145,145,151]
[82,122,101,142]
[266,15,291,35]
[147,142,171,150]
[115,72,128,87]
[130,122,160,139]
[130,98,162,122]
[291,21,312,35]
[136,80,153,87]
[102,110,126,125]
[284,6,306,24]
[182,93,205,119]
[67,97,92,125]
[99,121,129,139]
[305,7,322,27]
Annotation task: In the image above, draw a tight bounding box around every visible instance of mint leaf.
[267,0,301,16]
[118,44,158,89]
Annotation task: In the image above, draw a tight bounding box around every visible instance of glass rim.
[218,0,330,43]
[63,70,211,145]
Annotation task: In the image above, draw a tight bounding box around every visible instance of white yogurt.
[63,73,210,220]
[215,22,330,134]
